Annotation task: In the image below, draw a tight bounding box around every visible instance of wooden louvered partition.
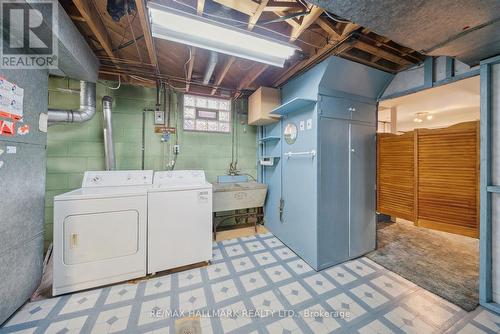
[377,132,415,221]
[377,121,480,238]
[416,122,479,237]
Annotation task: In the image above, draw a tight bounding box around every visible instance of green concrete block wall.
[45,77,257,249]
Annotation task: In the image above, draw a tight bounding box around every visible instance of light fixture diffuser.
[148,2,300,67]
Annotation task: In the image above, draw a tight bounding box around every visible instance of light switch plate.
[306,118,312,130]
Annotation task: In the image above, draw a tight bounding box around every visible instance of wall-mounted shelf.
[259,156,280,166]
[258,136,281,144]
[270,97,316,115]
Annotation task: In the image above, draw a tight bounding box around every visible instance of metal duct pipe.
[102,96,116,170]
[203,52,218,84]
[48,81,96,123]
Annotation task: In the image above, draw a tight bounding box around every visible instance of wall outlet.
[173,144,180,155]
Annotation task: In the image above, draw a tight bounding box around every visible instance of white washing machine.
[148,170,212,274]
[53,170,153,296]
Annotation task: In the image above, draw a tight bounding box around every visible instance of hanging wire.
[109,75,121,90]
[323,11,352,24]
[126,11,144,63]
[100,74,121,90]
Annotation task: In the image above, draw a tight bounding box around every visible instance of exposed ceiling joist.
[135,0,159,70]
[266,1,304,9]
[240,5,325,90]
[212,0,259,16]
[185,46,197,91]
[212,0,270,94]
[274,22,360,86]
[70,14,85,22]
[248,0,269,29]
[211,56,236,95]
[289,5,324,42]
[341,51,397,73]
[184,0,206,92]
[263,5,299,11]
[73,0,117,64]
[197,0,205,14]
[352,40,412,66]
[316,18,341,39]
[238,64,270,90]
[274,40,355,86]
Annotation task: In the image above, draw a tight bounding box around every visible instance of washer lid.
[54,185,150,201]
[152,170,210,189]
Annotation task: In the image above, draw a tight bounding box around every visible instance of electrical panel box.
[154,110,165,125]
[248,87,281,126]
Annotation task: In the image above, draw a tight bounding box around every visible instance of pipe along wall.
[45,77,258,249]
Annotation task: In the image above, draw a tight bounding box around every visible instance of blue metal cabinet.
[320,95,375,123]
[262,56,393,271]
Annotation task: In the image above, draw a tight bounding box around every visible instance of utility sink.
[212,182,268,212]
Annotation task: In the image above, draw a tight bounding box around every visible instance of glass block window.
[183,94,231,133]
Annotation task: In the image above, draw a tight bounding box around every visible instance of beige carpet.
[367,220,479,311]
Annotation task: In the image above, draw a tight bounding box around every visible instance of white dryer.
[53,170,153,296]
[148,170,212,274]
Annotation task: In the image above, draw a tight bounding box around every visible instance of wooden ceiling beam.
[267,1,304,8]
[212,0,259,16]
[340,51,397,73]
[272,17,360,87]
[213,0,269,95]
[240,4,325,91]
[197,0,206,14]
[289,5,323,42]
[211,56,236,95]
[341,22,360,37]
[248,0,269,29]
[238,64,269,90]
[135,0,159,71]
[352,40,412,66]
[185,0,206,92]
[263,6,299,11]
[185,47,197,92]
[70,15,85,22]
[73,0,117,64]
[274,40,355,86]
[316,18,340,39]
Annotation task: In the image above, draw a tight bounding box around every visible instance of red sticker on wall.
[0,120,15,136]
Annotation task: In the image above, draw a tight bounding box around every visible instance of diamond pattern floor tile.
[0,232,490,334]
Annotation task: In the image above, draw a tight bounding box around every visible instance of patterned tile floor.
[1,232,499,334]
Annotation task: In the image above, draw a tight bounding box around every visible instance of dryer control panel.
[153,170,207,187]
[82,170,154,187]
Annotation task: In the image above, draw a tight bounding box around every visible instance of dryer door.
[53,195,147,295]
[64,210,139,265]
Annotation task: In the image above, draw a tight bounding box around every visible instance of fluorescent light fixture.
[148,2,299,68]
